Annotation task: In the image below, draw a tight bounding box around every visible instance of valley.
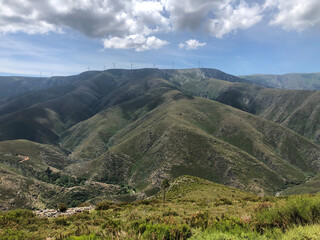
[0,68,320,211]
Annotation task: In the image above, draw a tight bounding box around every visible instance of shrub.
[254,195,320,232]
[0,209,35,227]
[95,201,113,210]
[77,202,91,207]
[58,203,68,212]
[186,211,209,229]
[66,233,100,240]
[163,210,179,217]
[211,215,249,233]
[101,219,122,236]
[254,202,273,212]
[139,223,192,240]
[54,217,70,226]
[218,198,233,205]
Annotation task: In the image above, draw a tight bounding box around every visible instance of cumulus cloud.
[207,1,263,38]
[0,0,171,51]
[0,0,265,40]
[265,0,320,31]
[2,0,319,51]
[161,0,228,31]
[103,34,168,51]
[0,0,166,38]
[179,39,206,50]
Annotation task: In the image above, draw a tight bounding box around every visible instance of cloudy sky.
[0,0,320,76]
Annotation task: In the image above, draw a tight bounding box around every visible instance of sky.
[0,0,320,77]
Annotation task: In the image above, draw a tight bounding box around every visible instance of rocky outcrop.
[34,206,94,218]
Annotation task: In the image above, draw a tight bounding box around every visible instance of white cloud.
[103,34,168,51]
[161,0,228,31]
[179,39,206,50]
[207,1,263,38]
[0,0,266,40]
[266,0,320,31]
[0,0,168,38]
[3,0,318,48]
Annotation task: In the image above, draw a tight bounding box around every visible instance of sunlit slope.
[241,73,320,90]
[63,89,320,195]
[185,78,320,144]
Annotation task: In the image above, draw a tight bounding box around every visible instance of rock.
[34,206,94,218]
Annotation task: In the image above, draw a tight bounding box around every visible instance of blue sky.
[0,0,320,77]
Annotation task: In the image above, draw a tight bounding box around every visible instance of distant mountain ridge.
[241,73,320,90]
[0,68,249,100]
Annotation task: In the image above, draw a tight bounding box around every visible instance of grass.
[1,176,320,239]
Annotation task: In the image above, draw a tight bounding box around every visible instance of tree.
[58,202,68,212]
[161,179,170,203]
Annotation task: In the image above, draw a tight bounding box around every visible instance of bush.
[66,233,100,240]
[254,195,320,232]
[186,211,210,229]
[54,217,70,226]
[163,210,179,217]
[95,201,113,210]
[139,223,192,240]
[0,209,35,227]
[58,203,68,212]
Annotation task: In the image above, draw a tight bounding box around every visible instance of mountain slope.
[1,68,320,209]
[175,77,320,145]
[61,85,320,195]
[241,73,320,90]
[0,68,247,145]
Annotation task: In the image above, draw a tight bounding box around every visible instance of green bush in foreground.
[139,223,192,240]
[66,233,100,240]
[255,195,320,231]
[0,209,35,227]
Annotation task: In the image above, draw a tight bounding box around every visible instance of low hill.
[2,175,320,239]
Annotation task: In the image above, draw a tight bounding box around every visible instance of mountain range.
[241,73,320,90]
[1,68,320,210]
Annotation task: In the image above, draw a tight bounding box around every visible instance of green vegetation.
[1,176,320,239]
[161,179,170,202]
[58,203,68,212]
[1,68,320,212]
[39,167,86,187]
[189,77,320,145]
[241,73,320,90]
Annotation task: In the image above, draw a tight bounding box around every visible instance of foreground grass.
[1,176,320,239]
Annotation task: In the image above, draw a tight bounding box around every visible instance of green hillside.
[1,68,320,209]
[60,81,320,196]
[241,73,320,90]
[2,176,320,239]
[178,77,320,144]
